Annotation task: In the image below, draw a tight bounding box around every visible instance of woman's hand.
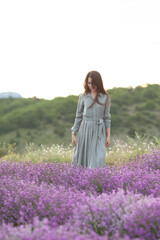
[72,134,77,146]
[106,137,110,147]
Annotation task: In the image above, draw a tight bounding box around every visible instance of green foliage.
[0,142,17,158]
[16,130,21,138]
[135,100,156,111]
[0,142,7,157]
[0,84,160,150]
[144,100,156,110]
[54,126,66,137]
[127,127,136,138]
[0,95,78,135]
[153,136,160,146]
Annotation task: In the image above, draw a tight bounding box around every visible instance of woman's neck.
[90,91,97,99]
[90,90,97,94]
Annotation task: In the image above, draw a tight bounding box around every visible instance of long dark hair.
[84,71,111,108]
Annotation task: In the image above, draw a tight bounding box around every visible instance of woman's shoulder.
[99,92,106,96]
[78,93,85,98]
[99,93,111,105]
[99,92,107,99]
[78,93,88,101]
[99,92,111,99]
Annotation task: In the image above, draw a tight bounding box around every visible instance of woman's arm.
[106,128,110,147]
[104,95,111,147]
[72,134,77,146]
[71,94,84,145]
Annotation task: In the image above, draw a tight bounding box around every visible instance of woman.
[71,71,111,168]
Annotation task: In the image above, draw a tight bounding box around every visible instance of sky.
[0,0,160,100]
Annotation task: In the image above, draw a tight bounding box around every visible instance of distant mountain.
[0,92,22,98]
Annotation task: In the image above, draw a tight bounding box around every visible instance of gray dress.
[71,92,111,169]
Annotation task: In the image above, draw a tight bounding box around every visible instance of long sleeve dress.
[71,92,111,169]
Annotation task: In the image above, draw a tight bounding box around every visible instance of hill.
[0,84,160,152]
[0,92,22,98]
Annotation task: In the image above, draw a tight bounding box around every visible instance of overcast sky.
[0,0,160,99]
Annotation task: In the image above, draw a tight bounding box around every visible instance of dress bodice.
[71,92,111,135]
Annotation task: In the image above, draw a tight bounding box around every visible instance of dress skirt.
[72,117,106,168]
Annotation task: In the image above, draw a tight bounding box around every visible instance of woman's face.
[87,77,97,92]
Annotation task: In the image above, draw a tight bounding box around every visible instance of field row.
[0,148,160,239]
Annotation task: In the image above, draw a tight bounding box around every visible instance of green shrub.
[144,100,156,110]
[16,130,21,138]
[127,127,136,138]
[54,127,65,137]
[0,143,7,157]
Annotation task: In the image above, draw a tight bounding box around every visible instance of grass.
[0,125,72,152]
[106,133,160,165]
[1,133,160,166]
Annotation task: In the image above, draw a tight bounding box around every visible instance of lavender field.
[1,138,160,239]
